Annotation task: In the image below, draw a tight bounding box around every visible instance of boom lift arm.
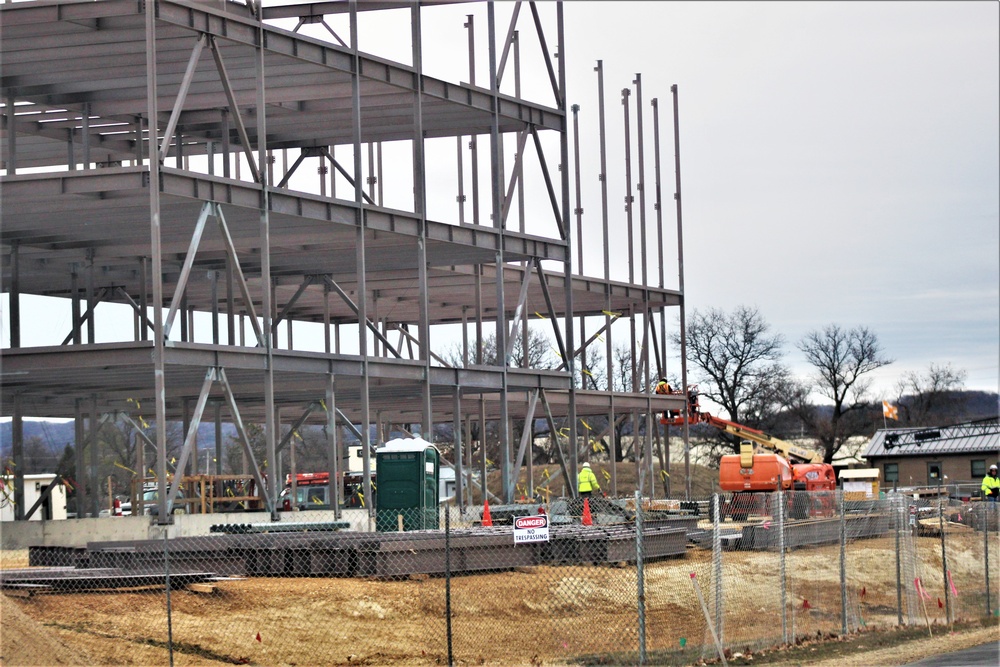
[660,385,823,464]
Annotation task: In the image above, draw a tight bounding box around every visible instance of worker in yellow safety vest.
[982,464,1000,502]
[578,462,600,498]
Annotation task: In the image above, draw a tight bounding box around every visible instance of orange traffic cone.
[581,497,593,526]
[481,499,493,527]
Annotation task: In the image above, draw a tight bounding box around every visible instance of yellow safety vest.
[578,467,599,493]
[982,473,1000,497]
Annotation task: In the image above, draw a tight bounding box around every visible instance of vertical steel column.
[9,242,19,347]
[515,31,529,371]
[411,3,433,437]
[68,124,76,170]
[651,98,669,494]
[211,271,220,344]
[635,74,655,495]
[671,85,692,499]
[5,95,17,174]
[86,251,96,344]
[70,266,81,345]
[89,395,99,518]
[487,3,511,502]
[465,14,480,227]
[81,103,90,169]
[571,105,584,385]
[214,403,223,475]
[74,400,86,515]
[557,3,578,494]
[464,414,474,507]
[454,388,464,508]
[326,374,341,515]
[322,281,331,353]
[596,60,616,496]
[349,1,373,518]
[622,87,640,488]
[11,396,24,520]
[252,3,277,520]
[145,1,169,520]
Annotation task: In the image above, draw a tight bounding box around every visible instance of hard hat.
[582,462,591,468]
[659,378,668,383]
[991,464,998,471]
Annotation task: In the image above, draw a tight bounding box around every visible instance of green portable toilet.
[375,437,440,532]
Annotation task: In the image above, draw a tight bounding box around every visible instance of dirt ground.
[2,532,996,667]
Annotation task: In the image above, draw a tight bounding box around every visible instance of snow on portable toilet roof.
[378,436,438,454]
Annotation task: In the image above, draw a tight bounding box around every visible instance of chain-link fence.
[2,492,997,665]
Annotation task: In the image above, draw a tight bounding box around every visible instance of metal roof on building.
[863,418,1000,458]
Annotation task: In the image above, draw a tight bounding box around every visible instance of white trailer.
[0,473,68,521]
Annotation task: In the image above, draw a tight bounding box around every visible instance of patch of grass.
[722,617,998,666]
[573,617,998,667]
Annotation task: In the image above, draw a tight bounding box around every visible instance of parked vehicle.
[280,467,456,511]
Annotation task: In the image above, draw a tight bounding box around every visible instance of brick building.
[864,418,1000,496]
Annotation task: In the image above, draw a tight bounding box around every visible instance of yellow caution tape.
[534,311,547,319]
[581,420,591,430]
[114,462,138,476]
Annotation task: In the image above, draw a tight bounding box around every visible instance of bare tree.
[895,362,967,425]
[676,306,792,455]
[796,324,893,462]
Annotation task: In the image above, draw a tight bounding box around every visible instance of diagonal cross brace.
[324,276,403,358]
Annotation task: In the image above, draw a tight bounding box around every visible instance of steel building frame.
[1,0,691,522]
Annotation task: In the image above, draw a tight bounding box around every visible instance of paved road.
[902,641,999,666]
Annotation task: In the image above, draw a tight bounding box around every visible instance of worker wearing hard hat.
[982,464,1000,502]
[577,462,601,498]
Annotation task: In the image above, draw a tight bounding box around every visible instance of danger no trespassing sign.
[513,514,550,544]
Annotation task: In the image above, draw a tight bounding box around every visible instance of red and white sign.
[513,514,550,544]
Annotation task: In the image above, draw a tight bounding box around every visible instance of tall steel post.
[671,85,692,499]
[252,1,276,520]
[557,3,577,492]
[411,3,433,437]
[596,60,616,495]
[651,98,668,494]
[350,1,373,517]
[144,0,169,521]
[486,3,511,502]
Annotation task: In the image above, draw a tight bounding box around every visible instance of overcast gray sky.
[2,0,997,405]
[555,1,999,396]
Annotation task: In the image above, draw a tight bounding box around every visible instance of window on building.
[884,463,898,483]
[972,460,986,478]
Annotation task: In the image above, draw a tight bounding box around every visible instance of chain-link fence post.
[635,490,647,665]
[712,493,723,647]
[163,529,175,667]
[839,489,847,635]
[445,503,453,667]
[986,503,993,617]
[895,493,903,626]
[778,491,787,644]
[938,493,951,624]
